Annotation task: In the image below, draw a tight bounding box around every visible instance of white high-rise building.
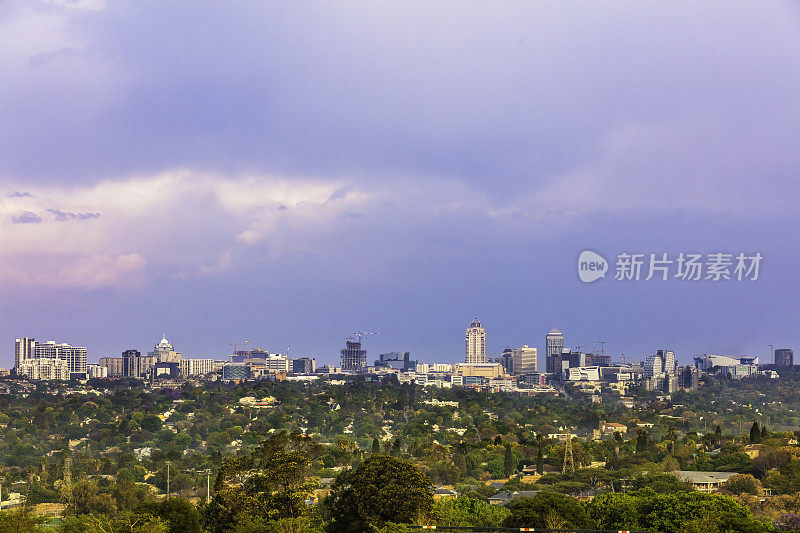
[465,319,486,363]
[644,349,676,378]
[180,358,215,377]
[15,338,86,379]
[512,345,537,375]
[14,338,35,372]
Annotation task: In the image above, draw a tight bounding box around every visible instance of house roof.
[672,471,737,484]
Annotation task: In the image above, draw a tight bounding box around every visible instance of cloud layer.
[1,2,799,363]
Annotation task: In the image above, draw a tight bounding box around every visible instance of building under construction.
[340,340,367,371]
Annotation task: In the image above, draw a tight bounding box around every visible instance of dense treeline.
[2,373,800,530]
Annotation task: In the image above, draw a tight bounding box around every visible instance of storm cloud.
[1,2,799,365]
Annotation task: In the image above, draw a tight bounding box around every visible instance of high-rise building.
[14,338,86,379]
[465,319,486,363]
[775,348,794,367]
[657,349,676,375]
[545,328,564,373]
[511,345,537,375]
[14,338,35,373]
[180,358,215,377]
[291,357,316,374]
[122,349,140,377]
[122,349,156,378]
[643,353,663,377]
[340,340,367,371]
[99,357,124,377]
[500,348,514,374]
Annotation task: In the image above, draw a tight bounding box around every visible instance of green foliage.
[587,490,772,533]
[0,509,47,533]
[501,492,593,529]
[324,455,433,532]
[432,496,510,527]
[722,474,762,496]
[751,422,762,444]
[137,498,201,533]
[59,511,167,533]
[205,431,322,532]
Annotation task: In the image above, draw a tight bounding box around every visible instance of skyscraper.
[511,345,537,375]
[340,340,367,371]
[775,348,794,367]
[545,328,564,373]
[14,338,35,373]
[14,338,86,379]
[465,319,486,363]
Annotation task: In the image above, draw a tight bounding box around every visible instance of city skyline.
[7,323,793,370]
[2,3,800,367]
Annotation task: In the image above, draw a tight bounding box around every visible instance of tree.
[503,446,516,477]
[0,509,47,533]
[138,498,201,533]
[587,491,770,533]
[324,455,434,532]
[372,438,380,455]
[721,474,762,496]
[432,496,510,527]
[502,492,593,529]
[535,449,543,475]
[204,431,321,532]
[749,422,761,444]
[714,425,722,443]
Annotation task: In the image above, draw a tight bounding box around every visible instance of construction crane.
[574,340,607,354]
[350,331,383,342]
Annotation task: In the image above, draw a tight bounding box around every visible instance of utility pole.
[770,344,774,364]
[166,461,171,498]
[206,471,211,503]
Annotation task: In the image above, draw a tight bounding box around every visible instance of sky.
[1,1,800,368]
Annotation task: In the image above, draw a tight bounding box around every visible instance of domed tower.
[465,319,486,363]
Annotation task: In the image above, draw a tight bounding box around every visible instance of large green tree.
[324,455,433,532]
[501,492,593,530]
[203,431,321,532]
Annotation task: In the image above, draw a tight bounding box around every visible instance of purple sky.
[1,1,800,367]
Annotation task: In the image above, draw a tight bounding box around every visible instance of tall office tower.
[122,349,141,377]
[545,328,564,373]
[340,340,367,371]
[465,319,486,363]
[14,338,35,374]
[657,349,676,375]
[643,353,664,377]
[500,348,514,374]
[512,345,537,375]
[775,348,794,367]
